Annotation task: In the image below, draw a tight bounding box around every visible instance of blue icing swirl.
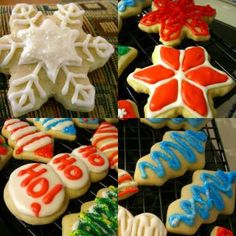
[139,130,207,178]
[77,118,99,124]
[36,118,76,135]
[118,0,137,12]
[168,170,236,227]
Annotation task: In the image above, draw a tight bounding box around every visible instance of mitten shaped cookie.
[2,119,54,163]
[0,3,114,116]
[166,170,236,235]
[134,130,207,186]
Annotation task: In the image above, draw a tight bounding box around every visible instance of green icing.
[71,186,118,236]
[118,45,130,57]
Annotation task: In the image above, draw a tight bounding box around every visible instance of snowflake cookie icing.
[127,45,235,118]
[0,4,114,117]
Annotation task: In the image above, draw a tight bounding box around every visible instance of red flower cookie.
[127,45,235,118]
[139,0,216,46]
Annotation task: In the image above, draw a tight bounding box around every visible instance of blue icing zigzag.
[35,118,76,135]
[139,130,207,178]
[168,170,236,227]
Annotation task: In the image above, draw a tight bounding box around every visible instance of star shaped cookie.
[0,4,114,116]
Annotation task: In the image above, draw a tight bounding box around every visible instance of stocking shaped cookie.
[127,45,235,118]
[91,122,118,170]
[0,135,12,170]
[30,118,76,141]
[62,186,118,236]
[118,169,139,201]
[2,119,54,163]
[118,100,139,119]
[118,205,167,236]
[166,170,236,235]
[134,130,207,186]
[0,3,114,116]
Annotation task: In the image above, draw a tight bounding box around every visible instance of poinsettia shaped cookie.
[127,45,235,118]
[2,119,54,163]
[139,0,216,46]
[0,135,12,170]
[0,3,114,117]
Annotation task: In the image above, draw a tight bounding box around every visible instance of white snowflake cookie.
[0,3,114,117]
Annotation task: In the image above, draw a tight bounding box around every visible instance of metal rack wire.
[118,119,236,236]
[118,10,236,117]
[0,121,117,236]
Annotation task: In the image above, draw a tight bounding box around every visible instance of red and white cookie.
[0,135,12,170]
[127,45,235,118]
[118,169,139,201]
[91,122,118,171]
[139,0,216,46]
[2,119,54,163]
[4,163,69,225]
[72,145,109,182]
[48,153,91,199]
[210,226,233,236]
[118,99,139,119]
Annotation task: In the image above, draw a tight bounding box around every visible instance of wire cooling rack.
[118,119,236,236]
[0,120,117,236]
[118,10,236,117]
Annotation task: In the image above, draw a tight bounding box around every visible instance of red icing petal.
[185,66,228,86]
[216,227,233,236]
[185,18,210,36]
[133,65,175,84]
[182,80,207,116]
[150,79,178,111]
[118,100,138,118]
[160,46,180,70]
[182,47,205,72]
[160,21,182,42]
[34,143,53,158]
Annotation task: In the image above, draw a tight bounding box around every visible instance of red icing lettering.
[53,154,83,180]
[150,79,178,111]
[133,65,175,84]
[27,177,49,198]
[31,202,41,217]
[43,184,63,204]
[161,46,180,70]
[18,163,47,187]
[182,80,207,116]
[118,100,138,119]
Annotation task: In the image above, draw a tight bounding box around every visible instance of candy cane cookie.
[2,119,54,163]
[118,169,139,201]
[134,130,207,186]
[0,135,12,171]
[91,122,118,171]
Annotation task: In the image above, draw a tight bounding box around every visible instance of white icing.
[48,153,90,190]
[118,206,133,236]
[6,3,114,115]
[5,121,29,132]
[8,163,65,217]
[16,131,48,146]
[72,145,109,173]
[118,108,127,119]
[11,126,37,141]
[118,169,138,192]
[127,45,235,118]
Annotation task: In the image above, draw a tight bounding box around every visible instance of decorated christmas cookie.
[118,45,138,78]
[139,0,216,46]
[0,135,12,171]
[4,163,69,225]
[118,169,139,201]
[118,99,139,119]
[0,3,114,117]
[118,205,167,236]
[141,118,208,130]
[210,226,234,236]
[166,170,236,235]
[127,45,235,118]
[91,122,118,171]
[118,0,152,18]
[118,14,123,33]
[73,118,100,129]
[62,186,118,236]
[134,130,207,186]
[30,118,76,141]
[72,145,109,182]
[2,119,54,163]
